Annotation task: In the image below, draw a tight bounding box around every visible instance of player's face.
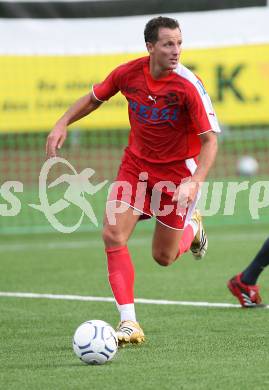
[147,27,182,72]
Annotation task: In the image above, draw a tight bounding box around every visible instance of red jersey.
[92,56,220,163]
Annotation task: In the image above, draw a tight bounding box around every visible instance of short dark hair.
[144,16,180,43]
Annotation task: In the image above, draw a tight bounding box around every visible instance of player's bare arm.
[192,130,218,183]
[172,131,218,206]
[46,92,102,158]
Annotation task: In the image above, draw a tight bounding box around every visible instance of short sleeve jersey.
[92,56,220,163]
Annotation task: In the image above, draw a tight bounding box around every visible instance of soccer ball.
[237,155,259,176]
[72,320,118,365]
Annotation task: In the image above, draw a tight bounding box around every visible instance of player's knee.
[152,250,175,267]
[102,226,126,247]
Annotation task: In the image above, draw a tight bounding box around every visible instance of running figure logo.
[29,157,108,233]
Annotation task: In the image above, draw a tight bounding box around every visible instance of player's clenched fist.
[172,179,200,207]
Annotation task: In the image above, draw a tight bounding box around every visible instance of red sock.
[106,245,134,305]
[177,224,195,258]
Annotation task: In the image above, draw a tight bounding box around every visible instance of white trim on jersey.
[197,128,213,136]
[174,64,221,134]
[155,218,183,231]
[91,85,104,102]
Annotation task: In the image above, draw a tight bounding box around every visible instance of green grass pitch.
[1,223,269,390]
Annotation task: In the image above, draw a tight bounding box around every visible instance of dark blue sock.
[241,238,269,285]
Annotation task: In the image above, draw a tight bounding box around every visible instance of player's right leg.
[103,202,145,345]
[151,183,207,264]
[189,209,208,259]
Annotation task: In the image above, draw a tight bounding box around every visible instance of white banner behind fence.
[0,7,268,54]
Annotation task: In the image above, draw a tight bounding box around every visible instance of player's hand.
[46,125,67,158]
[172,178,200,207]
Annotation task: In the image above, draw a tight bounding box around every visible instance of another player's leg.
[103,202,145,345]
[227,237,269,307]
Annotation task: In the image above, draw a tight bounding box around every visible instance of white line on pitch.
[0,291,265,309]
[0,238,146,252]
[0,231,266,253]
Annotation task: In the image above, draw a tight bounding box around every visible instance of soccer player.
[228,238,269,307]
[46,16,220,344]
